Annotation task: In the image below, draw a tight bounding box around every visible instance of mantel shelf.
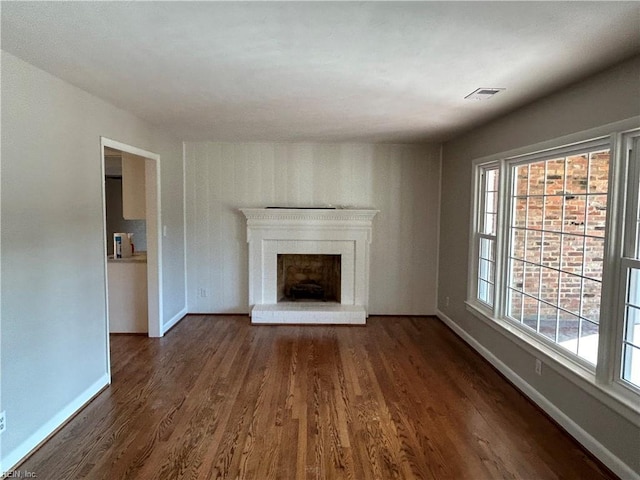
[240,208,378,223]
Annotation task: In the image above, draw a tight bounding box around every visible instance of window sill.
[465,300,640,427]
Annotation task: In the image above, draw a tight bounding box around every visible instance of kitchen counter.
[107,252,147,263]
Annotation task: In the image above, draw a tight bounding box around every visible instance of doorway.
[100,137,163,356]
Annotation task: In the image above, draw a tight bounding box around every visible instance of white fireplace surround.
[241,208,378,324]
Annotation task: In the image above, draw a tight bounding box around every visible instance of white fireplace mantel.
[241,208,378,324]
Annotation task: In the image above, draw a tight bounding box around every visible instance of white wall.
[0,51,186,470]
[184,142,441,315]
[439,56,640,477]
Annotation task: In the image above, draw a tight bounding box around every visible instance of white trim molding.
[241,208,377,324]
[101,137,163,338]
[162,307,188,335]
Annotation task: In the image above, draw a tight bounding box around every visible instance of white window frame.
[610,130,640,398]
[469,163,500,311]
[466,119,640,423]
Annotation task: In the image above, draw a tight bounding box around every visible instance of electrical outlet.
[535,359,542,376]
[0,410,6,434]
[446,296,450,307]
[198,288,207,298]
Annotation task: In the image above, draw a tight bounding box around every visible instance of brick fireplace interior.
[277,254,341,303]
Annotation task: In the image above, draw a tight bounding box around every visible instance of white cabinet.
[122,152,146,220]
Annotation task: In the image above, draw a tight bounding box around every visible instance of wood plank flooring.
[18,316,615,479]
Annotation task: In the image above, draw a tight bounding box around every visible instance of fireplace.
[278,254,341,302]
[241,208,377,324]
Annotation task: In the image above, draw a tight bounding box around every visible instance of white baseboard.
[162,307,188,334]
[436,310,639,480]
[1,373,110,473]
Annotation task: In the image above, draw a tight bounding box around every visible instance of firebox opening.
[277,254,341,303]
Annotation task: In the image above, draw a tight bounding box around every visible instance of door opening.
[100,138,163,375]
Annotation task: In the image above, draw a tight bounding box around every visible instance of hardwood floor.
[18,316,614,479]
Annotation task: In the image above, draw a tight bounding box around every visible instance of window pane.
[509,259,524,291]
[540,267,559,304]
[529,163,545,196]
[564,195,586,234]
[478,279,494,306]
[561,234,584,275]
[582,278,602,323]
[486,168,499,191]
[624,305,640,347]
[507,289,523,322]
[541,232,561,269]
[511,229,525,260]
[528,196,544,230]
[539,303,558,341]
[586,194,607,237]
[483,212,497,235]
[486,191,497,214]
[545,158,565,195]
[579,320,599,365]
[558,311,580,355]
[543,195,562,232]
[487,283,494,305]
[479,237,495,261]
[622,344,640,388]
[478,228,496,302]
[588,150,610,194]
[478,258,494,282]
[514,164,529,196]
[583,237,604,280]
[558,272,581,316]
[513,197,527,228]
[523,263,541,297]
[523,296,539,330]
[565,154,588,195]
[628,268,640,307]
[525,231,542,264]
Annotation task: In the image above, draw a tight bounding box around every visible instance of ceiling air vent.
[465,88,505,100]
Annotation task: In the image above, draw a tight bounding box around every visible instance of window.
[506,148,609,364]
[620,135,640,390]
[475,166,499,307]
[469,127,640,408]
[468,126,640,424]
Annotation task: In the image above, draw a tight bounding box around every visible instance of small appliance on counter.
[114,233,134,258]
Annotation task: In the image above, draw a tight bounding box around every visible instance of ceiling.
[2,2,639,144]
